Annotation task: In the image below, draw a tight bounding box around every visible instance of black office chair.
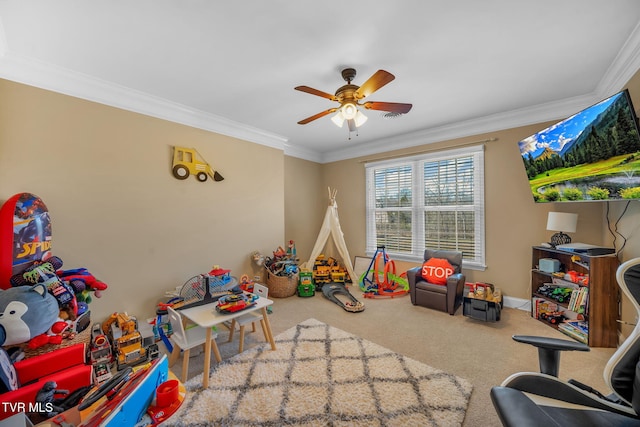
[491,257,640,426]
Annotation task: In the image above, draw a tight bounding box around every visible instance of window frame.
[365,145,486,270]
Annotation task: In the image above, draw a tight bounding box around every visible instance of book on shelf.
[558,322,588,344]
[568,287,588,313]
[566,320,589,334]
[533,298,559,319]
[552,277,581,290]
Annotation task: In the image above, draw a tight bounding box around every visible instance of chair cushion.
[421,258,454,285]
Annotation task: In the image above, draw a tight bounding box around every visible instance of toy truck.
[298,270,315,297]
[89,323,114,384]
[330,266,346,283]
[104,312,159,370]
[171,146,224,182]
[312,255,349,287]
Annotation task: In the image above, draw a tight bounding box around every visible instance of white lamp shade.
[546,212,578,233]
[354,109,368,127]
[331,111,345,127]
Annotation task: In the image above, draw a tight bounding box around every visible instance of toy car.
[216,293,257,313]
[537,284,557,298]
[551,287,573,303]
[540,311,566,325]
[298,271,315,297]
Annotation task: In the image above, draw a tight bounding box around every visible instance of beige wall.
[0,79,285,322]
[3,67,640,329]
[288,68,640,319]
[314,130,604,297]
[283,156,325,265]
[604,69,640,336]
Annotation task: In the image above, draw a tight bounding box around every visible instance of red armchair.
[0,343,93,421]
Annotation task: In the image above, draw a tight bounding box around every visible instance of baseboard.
[503,296,530,312]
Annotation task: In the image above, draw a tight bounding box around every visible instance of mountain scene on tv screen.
[519,92,640,202]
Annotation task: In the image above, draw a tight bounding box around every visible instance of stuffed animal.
[56,268,108,301]
[251,251,265,267]
[10,256,77,319]
[0,284,59,346]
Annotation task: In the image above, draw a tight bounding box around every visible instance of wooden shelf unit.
[530,246,619,348]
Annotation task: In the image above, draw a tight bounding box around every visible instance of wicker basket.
[264,268,298,298]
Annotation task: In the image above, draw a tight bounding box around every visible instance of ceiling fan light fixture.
[295,68,411,130]
[331,111,345,127]
[341,102,358,120]
[354,109,368,127]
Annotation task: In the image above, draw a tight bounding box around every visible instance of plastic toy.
[312,255,349,288]
[537,284,557,298]
[565,270,589,286]
[35,381,69,418]
[216,293,258,313]
[77,356,168,427]
[10,256,78,320]
[144,378,185,425]
[238,274,254,292]
[287,240,297,257]
[551,287,573,303]
[0,193,53,289]
[103,313,158,371]
[265,246,299,278]
[178,271,239,310]
[0,343,92,422]
[540,311,566,325]
[359,246,409,298]
[89,323,114,384]
[322,283,364,313]
[297,270,315,297]
[0,283,59,347]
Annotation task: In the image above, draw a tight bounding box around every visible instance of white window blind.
[365,145,485,269]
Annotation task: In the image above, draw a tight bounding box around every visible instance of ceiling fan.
[295,68,412,132]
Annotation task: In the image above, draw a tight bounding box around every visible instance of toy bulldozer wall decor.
[171,146,224,182]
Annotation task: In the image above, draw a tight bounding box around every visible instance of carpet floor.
[165,318,473,426]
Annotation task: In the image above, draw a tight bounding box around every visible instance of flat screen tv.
[518,89,640,202]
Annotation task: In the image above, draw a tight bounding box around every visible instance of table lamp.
[546,212,578,247]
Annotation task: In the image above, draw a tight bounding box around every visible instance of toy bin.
[264,268,298,298]
[462,283,502,322]
[463,296,501,322]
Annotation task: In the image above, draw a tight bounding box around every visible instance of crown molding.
[322,23,640,163]
[321,92,599,163]
[597,20,640,97]
[1,16,638,165]
[0,51,288,151]
[282,142,323,163]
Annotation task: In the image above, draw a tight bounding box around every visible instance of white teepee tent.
[305,188,357,284]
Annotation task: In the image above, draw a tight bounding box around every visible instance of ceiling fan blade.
[294,85,338,101]
[355,70,395,99]
[298,108,337,125]
[363,101,412,114]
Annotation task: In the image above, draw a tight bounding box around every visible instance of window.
[365,145,485,269]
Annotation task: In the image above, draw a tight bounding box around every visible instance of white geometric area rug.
[165,318,473,426]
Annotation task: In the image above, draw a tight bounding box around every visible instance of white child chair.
[227,283,269,353]
[167,305,216,383]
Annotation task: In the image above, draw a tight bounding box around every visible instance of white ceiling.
[1,1,640,163]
